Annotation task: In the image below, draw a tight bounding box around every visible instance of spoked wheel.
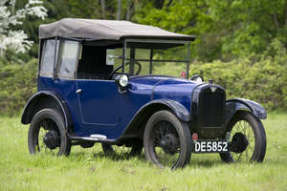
[101,140,143,157]
[220,111,266,163]
[144,110,192,169]
[28,109,71,156]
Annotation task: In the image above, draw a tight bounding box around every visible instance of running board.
[69,134,115,143]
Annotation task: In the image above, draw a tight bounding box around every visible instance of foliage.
[0,41,286,115]
[2,0,287,61]
[7,0,287,61]
[0,59,37,115]
[206,0,287,60]
[0,0,47,54]
[189,40,287,110]
[1,113,287,190]
[133,0,212,59]
[133,0,287,61]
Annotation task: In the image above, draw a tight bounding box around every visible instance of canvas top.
[39,18,194,41]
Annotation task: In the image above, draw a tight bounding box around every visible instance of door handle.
[76,89,82,94]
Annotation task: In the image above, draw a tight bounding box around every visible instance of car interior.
[77,45,113,80]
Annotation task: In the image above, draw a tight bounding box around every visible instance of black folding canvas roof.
[39,18,194,41]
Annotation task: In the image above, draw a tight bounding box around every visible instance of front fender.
[119,99,191,139]
[151,99,191,122]
[225,98,267,125]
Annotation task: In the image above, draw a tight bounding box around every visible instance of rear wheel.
[220,111,266,163]
[28,109,71,156]
[143,110,192,169]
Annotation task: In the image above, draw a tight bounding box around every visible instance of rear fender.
[21,91,72,129]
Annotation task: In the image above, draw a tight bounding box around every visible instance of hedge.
[189,57,287,111]
[0,51,286,116]
[0,59,37,116]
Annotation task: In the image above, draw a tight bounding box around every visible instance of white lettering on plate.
[201,142,206,152]
[195,142,200,152]
[223,142,228,152]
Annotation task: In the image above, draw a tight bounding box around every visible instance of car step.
[69,134,111,142]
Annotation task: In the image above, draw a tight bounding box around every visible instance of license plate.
[193,140,228,153]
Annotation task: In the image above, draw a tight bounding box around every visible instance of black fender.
[119,99,191,139]
[21,91,72,129]
[147,99,191,122]
[225,98,267,127]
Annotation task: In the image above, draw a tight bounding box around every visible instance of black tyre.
[143,110,192,169]
[28,108,71,156]
[220,111,266,163]
[102,140,143,157]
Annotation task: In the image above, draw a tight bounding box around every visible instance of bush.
[0,59,37,116]
[189,42,287,111]
[0,39,286,115]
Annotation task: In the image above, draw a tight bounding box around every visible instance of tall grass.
[0,113,286,191]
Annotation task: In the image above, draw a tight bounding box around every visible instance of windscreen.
[105,40,190,78]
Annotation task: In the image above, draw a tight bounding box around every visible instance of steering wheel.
[109,61,142,79]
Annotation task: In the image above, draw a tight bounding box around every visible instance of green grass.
[0,113,287,191]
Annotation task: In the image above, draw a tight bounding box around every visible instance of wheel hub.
[43,130,60,149]
[229,132,249,153]
[159,133,179,154]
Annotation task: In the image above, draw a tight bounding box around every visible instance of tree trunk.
[126,0,134,21]
[167,0,173,7]
[273,14,279,29]
[117,0,121,20]
[101,0,106,19]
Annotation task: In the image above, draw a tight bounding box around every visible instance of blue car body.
[22,73,267,143]
[35,75,199,140]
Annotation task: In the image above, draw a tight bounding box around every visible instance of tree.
[133,0,287,61]
[206,0,287,59]
[101,0,106,19]
[125,0,135,20]
[0,0,47,55]
[133,0,212,59]
[117,0,121,20]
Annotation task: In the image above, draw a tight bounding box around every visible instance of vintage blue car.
[21,19,266,169]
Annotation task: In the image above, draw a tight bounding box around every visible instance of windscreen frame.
[121,39,191,78]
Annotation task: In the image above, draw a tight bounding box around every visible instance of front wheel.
[144,110,192,169]
[220,111,266,163]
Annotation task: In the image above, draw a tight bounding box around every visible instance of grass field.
[0,112,287,191]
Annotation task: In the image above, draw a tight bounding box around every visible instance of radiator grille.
[196,86,225,127]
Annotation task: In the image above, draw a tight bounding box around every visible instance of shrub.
[189,55,287,111]
[0,40,286,115]
[0,59,37,116]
